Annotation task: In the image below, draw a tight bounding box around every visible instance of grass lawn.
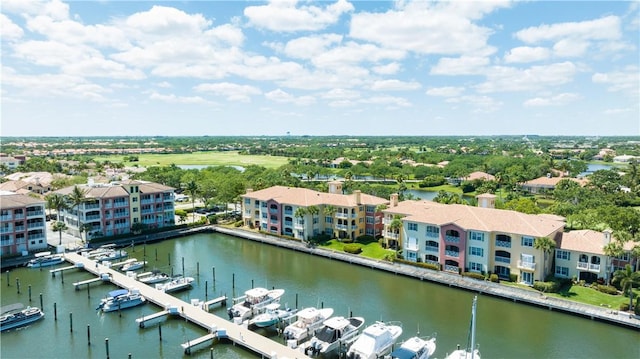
[408,183,463,194]
[550,284,638,309]
[320,239,395,260]
[92,151,289,169]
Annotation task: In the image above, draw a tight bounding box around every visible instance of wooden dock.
[201,296,227,312]
[73,273,111,290]
[136,309,175,328]
[62,252,309,358]
[50,262,84,276]
[181,333,217,354]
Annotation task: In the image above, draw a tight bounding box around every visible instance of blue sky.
[1,0,638,137]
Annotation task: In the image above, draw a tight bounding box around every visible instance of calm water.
[1,233,638,359]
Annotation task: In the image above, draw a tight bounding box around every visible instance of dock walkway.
[214,226,640,330]
[63,252,308,358]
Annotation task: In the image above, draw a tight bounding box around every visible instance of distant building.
[520,176,587,194]
[53,179,175,240]
[0,191,48,256]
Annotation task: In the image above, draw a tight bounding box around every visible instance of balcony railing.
[577,262,601,272]
[445,250,459,257]
[335,213,348,219]
[445,235,460,243]
[426,232,439,239]
[284,209,293,215]
[27,222,44,229]
[0,215,12,221]
[14,226,25,232]
[495,240,511,248]
[294,222,304,230]
[495,255,511,263]
[0,227,12,234]
[269,208,279,214]
[425,245,439,252]
[26,210,44,217]
[336,224,347,231]
[425,259,439,267]
[517,260,536,271]
[284,221,293,227]
[444,264,459,273]
[384,231,399,239]
[83,204,100,210]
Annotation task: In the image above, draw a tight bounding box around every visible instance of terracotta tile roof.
[523,176,587,187]
[464,171,495,181]
[384,200,565,237]
[0,192,45,208]
[54,180,173,199]
[243,186,388,207]
[558,230,634,254]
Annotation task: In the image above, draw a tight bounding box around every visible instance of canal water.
[1,232,638,359]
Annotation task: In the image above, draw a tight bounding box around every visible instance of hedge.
[462,272,486,280]
[343,244,362,254]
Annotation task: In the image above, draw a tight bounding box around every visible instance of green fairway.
[93,151,289,169]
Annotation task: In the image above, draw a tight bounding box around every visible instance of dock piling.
[54,303,57,320]
[197,262,199,276]
[105,338,110,359]
[28,285,32,302]
[16,278,20,294]
[159,324,162,341]
[40,293,43,309]
[70,312,73,332]
[87,324,91,345]
[182,257,185,277]
[205,281,208,301]
[6,270,9,286]
[212,267,215,283]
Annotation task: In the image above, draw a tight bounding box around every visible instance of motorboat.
[97,288,146,312]
[283,307,334,346]
[390,335,437,359]
[121,260,147,272]
[0,305,44,332]
[248,303,297,328]
[346,321,403,359]
[155,276,194,293]
[26,252,65,268]
[94,249,128,262]
[138,271,170,284]
[303,316,365,357]
[227,287,285,322]
[445,296,480,359]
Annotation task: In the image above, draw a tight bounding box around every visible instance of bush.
[635,298,640,315]
[619,303,630,311]
[418,175,446,188]
[462,272,486,280]
[343,244,362,254]
[395,258,439,271]
[234,220,243,227]
[509,273,518,283]
[489,274,499,283]
[596,285,619,295]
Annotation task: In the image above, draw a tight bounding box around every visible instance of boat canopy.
[107,289,129,297]
[390,347,417,359]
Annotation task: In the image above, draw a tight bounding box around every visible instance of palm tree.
[612,264,640,312]
[52,221,67,246]
[67,186,87,240]
[45,193,67,221]
[294,207,307,239]
[323,205,337,238]
[534,236,556,280]
[307,205,319,235]
[186,180,198,223]
[388,215,403,249]
[603,240,624,285]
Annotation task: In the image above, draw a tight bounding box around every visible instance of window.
[366,206,375,213]
[132,197,138,202]
[556,250,570,260]
[325,217,332,223]
[408,222,418,231]
[469,262,483,272]
[366,216,374,224]
[470,231,484,242]
[313,217,319,224]
[521,236,534,247]
[359,218,363,223]
[244,198,250,205]
[426,226,439,237]
[133,207,138,212]
[555,266,569,277]
[469,247,484,257]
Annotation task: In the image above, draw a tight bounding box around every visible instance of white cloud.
[349,1,506,55]
[244,0,354,32]
[194,82,262,102]
[446,95,502,113]
[603,108,632,115]
[149,91,209,104]
[592,66,640,95]
[371,79,421,91]
[1,13,24,40]
[125,6,211,38]
[312,41,405,68]
[552,39,590,57]
[155,81,172,88]
[523,93,581,107]
[515,16,621,43]
[321,88,360,100]
[476,62,577,93]
[503,46,550,63]
[2,0,70,20]
[430,56,489,75]
[361,95,411,108]
[372,63,400,75]
[426,86,465,97]
[265,89,316,106]
[283,34,343,59]
[2,65,108,100]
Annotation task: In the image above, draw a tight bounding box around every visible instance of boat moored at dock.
[227,287,285,322]
[390,334,437,359]
[154,276,194,293]
[346,320,403,359]
[97,288,146,312]
[283,307,334,346]
[26,252,65,268]
[303,316,365,357]
[0,305,45,332]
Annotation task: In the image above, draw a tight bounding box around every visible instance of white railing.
[445,250,459,257]
[445,235,460,243]
[425,245,439,252]
[384,231,399,239]
[518,260,536,270]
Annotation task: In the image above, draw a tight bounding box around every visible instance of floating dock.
[181,333,217,354]
[61,252,309,357]
[50,262,84,276]
[72,273,111,290]
[200,296,227,312]
[136,308,175,328]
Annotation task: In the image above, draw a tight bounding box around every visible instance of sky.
[1,0,639,137]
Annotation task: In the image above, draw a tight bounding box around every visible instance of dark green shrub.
[462,272,486,280]
[619,303,630,311]
[596,285,619,295]
[356,235,376,244]
[635,298,640,315]
[234,220,243,227]
[489,274,499,283]
[395,258,439,270]
[509,274,518,282]
[343,244,362,254]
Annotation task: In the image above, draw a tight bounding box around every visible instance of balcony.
[383,218,391,225]
[27,222,44,229]
[577,262,601,272]
[0,227,12,234]
[425,259,439,267]
[495,240,511,248]
[445,235,460,243]
[335,212,348,219]
[294,222,304,230]
[83,203,100,210]
[444,264,459,273]
[517,260,536,271]
[495,255,511,264]
[426,232,439,239]
[336,224,347,231]
[384,231,399,240]
[425,245,439,253]
[14,226,25,232]
[26,210,44,218]
[445,250,459,258]
[86,214,101,221]
[269,208,279,214]
[243,212,252,218]
[284,220,293,227]
[0,215,12,221]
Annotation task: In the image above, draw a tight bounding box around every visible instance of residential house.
[0,191,48,256]
[241,181,388,241]
[382,193,566,285]
[53,179,175,240]
[520,176,587,194]
[555,229,635,283]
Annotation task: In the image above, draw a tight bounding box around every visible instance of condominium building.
[54,179,175,240]
[556,229,635,283]
[382,193,566,285]
[241,181,388,241]
[0,191,48,256]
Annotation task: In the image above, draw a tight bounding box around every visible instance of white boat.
[283,307,334,346]
[346,321,403,359]
[26,253,65,268]
[95,249,128,262]
[97,288,146,312]
[227,287,285,322]
[248,303,297,328]
[0,306,44,332]
[155,276,194,293]
[303,316,365,356]
[445,296,480,359]
[138,271,170,284]
[121,260,147,272]
[390,335,437,359]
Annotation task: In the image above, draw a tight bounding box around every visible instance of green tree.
[45,193,67,219]
[67,186,87,240]
[603,239,624,284]
[612,264,640,312]
[323,205,337,238]
[52,221,67,246]
[186,180,198,223]
[534,236,556,280]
